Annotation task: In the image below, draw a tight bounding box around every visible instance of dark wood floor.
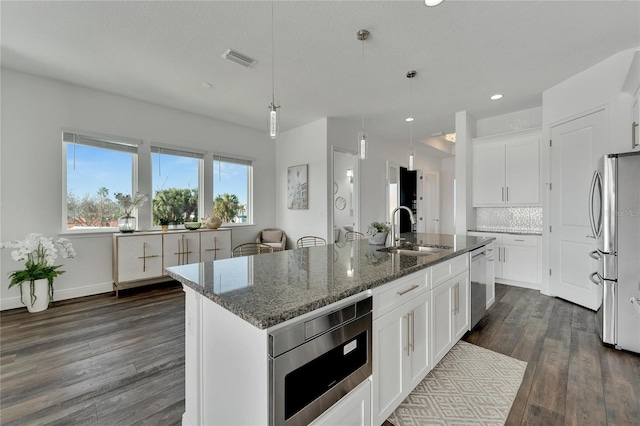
[1,282,638,425]
[464,284,640,426]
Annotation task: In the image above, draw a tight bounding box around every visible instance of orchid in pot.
[1,233,75,312]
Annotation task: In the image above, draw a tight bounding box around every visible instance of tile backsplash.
[475,207,543,233]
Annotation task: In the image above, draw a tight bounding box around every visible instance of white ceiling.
[2,1,639,155]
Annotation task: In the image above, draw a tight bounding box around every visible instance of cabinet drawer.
[431,254,469,289]
[503,234,538,247]
[373,270,429,319]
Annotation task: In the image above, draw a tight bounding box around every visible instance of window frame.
[61,129,140,234]
[212,154,254,226]
[150,144,205,228]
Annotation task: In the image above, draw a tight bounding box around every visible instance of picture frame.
[287,164,308,209]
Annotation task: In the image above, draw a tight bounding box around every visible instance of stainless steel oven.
[268,294,372,426]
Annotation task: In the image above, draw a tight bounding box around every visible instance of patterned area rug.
[387,341,527,426]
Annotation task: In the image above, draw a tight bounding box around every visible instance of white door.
[424,171,440,233]
[549,109,606,310]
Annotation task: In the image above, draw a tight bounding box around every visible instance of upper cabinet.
[473,130,541,206]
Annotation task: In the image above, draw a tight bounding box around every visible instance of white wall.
[440,156,455,235]
[332,151,356,241]
[275,118,329,246]
[539,47,639,296]
[454,111,477,234]
[0,69,276,310]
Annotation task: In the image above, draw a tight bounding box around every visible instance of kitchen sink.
[377,244,451,256]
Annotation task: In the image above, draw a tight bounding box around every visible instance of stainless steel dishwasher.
[470,246,487,329]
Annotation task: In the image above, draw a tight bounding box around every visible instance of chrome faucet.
[390,206,416,247]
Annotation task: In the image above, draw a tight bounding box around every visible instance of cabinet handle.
[405,314,410,356]
[456,283,460,315]
[397,284,420,296]
[503,247,506,263]
[633,121,638,149]
[506,186,509,202]
[502,187,504,202]
[498,247,501,262]
[408,311,415,353]
[514,238,524,242]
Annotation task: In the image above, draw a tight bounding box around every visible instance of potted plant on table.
[114,191,149,233]
[0,233,75,312]
[366,222,391,245]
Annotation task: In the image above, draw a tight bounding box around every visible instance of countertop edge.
[169,238,493,330]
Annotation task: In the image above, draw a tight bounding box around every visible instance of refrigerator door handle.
[588,250,601,260]
[588,170,600,239]
[589,272,602,286]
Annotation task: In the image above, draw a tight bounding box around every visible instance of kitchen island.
[167,233,492,426]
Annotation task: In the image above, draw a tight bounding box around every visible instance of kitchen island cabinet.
[168,234,491,426]
[372,271,431,426]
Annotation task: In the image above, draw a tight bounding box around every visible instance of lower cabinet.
[373,289,431,426]
[468,232,540,289]
[431,270,470,366]
[310,378,372,426]
[113,228,231,295]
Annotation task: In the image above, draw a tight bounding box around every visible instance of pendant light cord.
[361,36,365,134]
[410,74,414,150]
[271,0,275,106]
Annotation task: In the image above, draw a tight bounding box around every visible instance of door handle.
[589,272,601,286]
[588,170,599,239]
[588,250,600,260]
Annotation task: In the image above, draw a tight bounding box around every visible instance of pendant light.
[406,70,417,171]
[357,29,370,160]
[268,0,280,139]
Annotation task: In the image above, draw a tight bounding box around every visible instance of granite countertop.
[467,228,542,236]
[166,233,493,330]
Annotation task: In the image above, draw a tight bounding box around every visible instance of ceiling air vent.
[222,49,258,68]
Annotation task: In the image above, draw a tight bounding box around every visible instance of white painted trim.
[0,281,113,311]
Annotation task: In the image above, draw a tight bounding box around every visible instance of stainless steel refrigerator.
[589,151,640,353]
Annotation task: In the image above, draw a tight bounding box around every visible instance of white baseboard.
[0,281,113,311]
[495,278,540,291]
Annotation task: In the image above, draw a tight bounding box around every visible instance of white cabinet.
[113,233,163,283]
[372,271,431,426]
[468,232,540,289]
[485,242,496,308]
[473,131,541,206]
[163,231,201,270]
[200,229,232,261]
[310,378,372,426]
[113,229,232,295]
[431,270,470,366]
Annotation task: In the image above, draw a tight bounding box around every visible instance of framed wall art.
[287,164,308,209]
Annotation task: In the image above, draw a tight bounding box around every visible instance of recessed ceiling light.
[490,94,503,100]
[201,82,213,89]
[405,117,414,122]
[424,0,444,6]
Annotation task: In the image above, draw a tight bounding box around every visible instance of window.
[151,146,203,225]
[213,155,253,224]
[63,131,137,230]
